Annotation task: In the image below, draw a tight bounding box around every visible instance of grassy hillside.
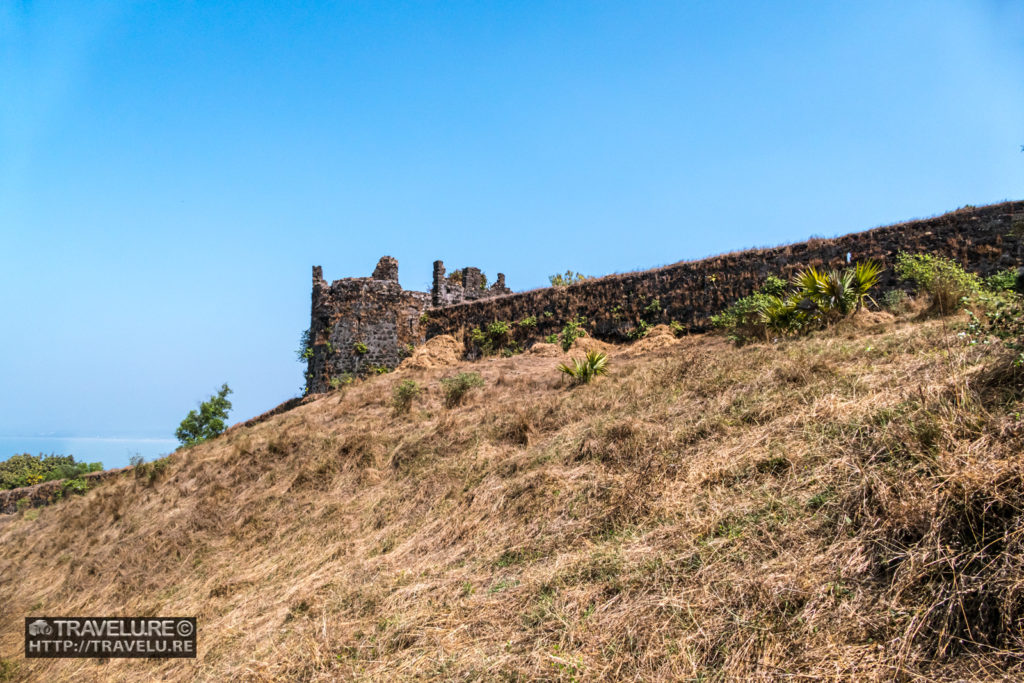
[2,313,1023,681]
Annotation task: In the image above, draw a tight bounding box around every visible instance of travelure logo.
[25,617,196,659]
[27,619,52,636]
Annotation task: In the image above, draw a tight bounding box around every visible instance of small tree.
[176,383,233,447]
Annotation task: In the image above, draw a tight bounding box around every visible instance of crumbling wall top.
[372,256,399,281]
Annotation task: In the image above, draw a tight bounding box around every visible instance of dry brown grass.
[2,313,1024,681]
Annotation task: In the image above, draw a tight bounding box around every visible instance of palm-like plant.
[757,295,806,337]
[851,260,883,312]
[558,350,609,385]
[793,266,845,318]
[792,260,883,320]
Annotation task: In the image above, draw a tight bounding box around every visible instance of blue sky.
[1,1,1022,464]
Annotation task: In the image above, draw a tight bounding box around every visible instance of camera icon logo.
[28,619,52,637]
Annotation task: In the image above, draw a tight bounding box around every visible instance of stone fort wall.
[308,201,1022,390]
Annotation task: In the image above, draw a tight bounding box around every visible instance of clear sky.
[1,1,1022,464]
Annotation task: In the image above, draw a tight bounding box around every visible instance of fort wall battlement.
[308,201,1022,390]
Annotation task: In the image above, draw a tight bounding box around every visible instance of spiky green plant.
[558,350,609,385]
[792,261,883,319]
[851,260,884,311]
[793,266,855,318]
[757,295,807,337]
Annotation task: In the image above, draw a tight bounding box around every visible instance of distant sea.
[0,437,178,471]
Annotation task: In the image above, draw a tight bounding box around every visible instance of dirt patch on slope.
[626,324,682,354]
[399,335,464,370]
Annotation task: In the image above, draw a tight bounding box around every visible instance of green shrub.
[0,454,102,490]
[328,373,354,390]
[132,456,170,486]
[985,268,1019,293]
[966,290,1024,367]
[500,343,522,357]
[549,270,589,287]
[628,319,652,340]
[545,333,559,344]
[760,275,788,297]
[711,276,797,344]
[175,383,232,447]
[392,380,422,414]
[643,298,662,316]
[353,342,368,355]
[881,289,909,313]
[757,295,808,336]
[559,316,588,351]
[60,478,90,496]
[895,251,981,315]
[669,320,685,337]
[558,350,609,385]
[440,372,485,407]
[517,315,537,328]
[470,320,514,355]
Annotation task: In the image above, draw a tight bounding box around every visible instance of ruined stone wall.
[425,201,1024,346]
[431,261,511,306]
[307,258,429,393]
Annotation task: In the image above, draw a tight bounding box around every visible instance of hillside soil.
[2,310,1024,681]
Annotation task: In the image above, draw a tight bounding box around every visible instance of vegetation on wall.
[558,316,588,351]
[296,329,313,362]
[549,270,590,287]
[470,321,516,356]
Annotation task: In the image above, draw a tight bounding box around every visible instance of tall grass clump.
[392,380,422,414]
[440,372,485,407]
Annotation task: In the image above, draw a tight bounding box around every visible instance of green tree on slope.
[176,383,233,447]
